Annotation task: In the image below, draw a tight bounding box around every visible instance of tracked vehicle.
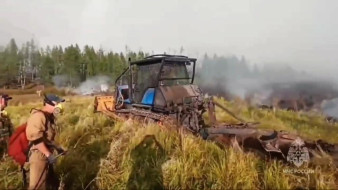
[95,54,207,132]
[94,54,338,163]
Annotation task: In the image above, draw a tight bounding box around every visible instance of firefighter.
[0,93,13,158]
[26,94,65,190]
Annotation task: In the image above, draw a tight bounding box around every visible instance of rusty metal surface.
[201,124,338,162]
[158,84,200,105]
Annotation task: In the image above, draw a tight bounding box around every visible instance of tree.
[83,45,97,78]
[2,39,20,87]
[51,46,64,75]
[0,38,150,88]
[40,54,54,83]
[62,44,82,87]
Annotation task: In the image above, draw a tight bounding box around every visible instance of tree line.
[0,38,148,88]
[1,38,282,95]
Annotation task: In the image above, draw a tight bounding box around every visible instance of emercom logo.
[286,137,310,167]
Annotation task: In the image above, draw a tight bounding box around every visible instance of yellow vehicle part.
[94,96,116,112]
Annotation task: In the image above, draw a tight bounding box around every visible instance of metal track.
[115,108,176,124]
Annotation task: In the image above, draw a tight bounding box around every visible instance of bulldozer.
[94,54,206,132]
[94,54,338,164]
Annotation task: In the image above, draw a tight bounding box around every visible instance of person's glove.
[47,154,56,164]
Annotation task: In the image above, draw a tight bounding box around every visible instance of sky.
[1,0,338,78]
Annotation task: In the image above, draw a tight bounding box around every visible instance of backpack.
[8,110,48,166]
[8,123,30,166]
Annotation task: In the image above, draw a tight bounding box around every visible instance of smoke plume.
[52,75,68,88]
[321,98,338,118]
[196,55,338,116]
[75,75,111,95]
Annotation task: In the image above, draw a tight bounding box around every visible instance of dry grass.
[1,86,68,95]
[1,86,77,106]
[0,96,337,189]
[96,121,336,190]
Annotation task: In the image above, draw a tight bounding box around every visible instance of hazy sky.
[1,0,338,77]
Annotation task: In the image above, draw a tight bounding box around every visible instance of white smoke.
[52,75,68,88]
[197,55,338,111]
[75,75,111,95]
[321,98,338,119]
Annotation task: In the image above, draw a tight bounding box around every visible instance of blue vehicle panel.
[141,88,155,105]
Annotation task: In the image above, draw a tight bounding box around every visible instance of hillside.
[0,96,337,189]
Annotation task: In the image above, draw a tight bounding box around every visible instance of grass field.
[0,95,337,189]
[1,86,72,106]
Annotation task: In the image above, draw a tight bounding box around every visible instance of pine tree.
[63,44,82,87]
[3,39,20,87]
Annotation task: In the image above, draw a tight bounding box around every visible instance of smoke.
[52,74,82,88]
[75,75,111,95]
[52,75,68,88]
[321,98,338,119]
[197,55,266,99]
[196,55,338,110]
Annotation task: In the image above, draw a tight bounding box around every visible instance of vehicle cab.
[115,54,201,112]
